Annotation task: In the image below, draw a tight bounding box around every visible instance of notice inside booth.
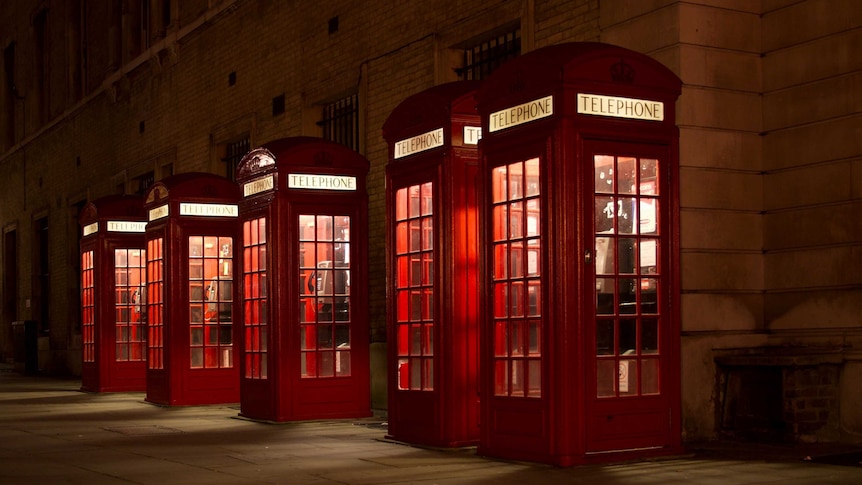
[382,81,481,447]
[79,195,147,392]
[143,172,241,406]
[236,137,371,421]
[475,42,683,466]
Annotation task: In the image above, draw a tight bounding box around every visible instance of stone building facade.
[1,0,860,444]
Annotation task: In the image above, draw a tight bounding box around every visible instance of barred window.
[222,137,250,182]
[134,171,155,196]
[458,28,521,81]
[318,93,359,152]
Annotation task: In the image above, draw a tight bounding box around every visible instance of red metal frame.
[79,195,147,392]
[383,81,482,447]
[236,137,371,422]
[143,173,241,406]
[475,42,683,466]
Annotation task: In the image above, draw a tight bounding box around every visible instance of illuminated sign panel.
[463,126,482,145]
[288,174,357,191]
[179,203,239,217]
[82,222,99,237]
[149,205,169,221]
[577,93,664,121]
[489,96,554,132]
[243,174,275,197]
[394,128,444,159]
[107,221,147,233]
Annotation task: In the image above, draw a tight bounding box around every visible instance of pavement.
[1,369,861,484]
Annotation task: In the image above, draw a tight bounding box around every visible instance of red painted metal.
[142,173,241,406]
[383,81,482,447]
[236,137,371,421]
[79,195,147,392]
[475,42,683,466]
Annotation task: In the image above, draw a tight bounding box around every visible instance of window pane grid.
[114,249,146,362]
[299,214,352,379]
[594,154,662,398]
[242,218,268,379]
[319,93,359,152]
[460,28,521,81]
[81,251,95,363]
[189,236,234,369]
[146,238,164,369]
[395,182,434,391]
[492,158,541,398]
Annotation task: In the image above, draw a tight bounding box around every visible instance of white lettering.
[463,126,482,145]
[179,203,239,217]
[577,93,664,121]
[82,222,99,237]
[243,175,275,197]
[106,221,147,233]
[287,173,357,191]
[488,95,554,132]
[394,128,444,159]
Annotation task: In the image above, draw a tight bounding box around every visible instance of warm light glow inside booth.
[382,81,481,446]
[475,42,683,466]
[79,195,147,392]
[236,137,370,421]
[143,173,241,406]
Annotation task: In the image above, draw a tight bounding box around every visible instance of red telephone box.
[236,137,370,421]
[79,195,147,392]
[143,172,241,406]
[475,42,683,466]
[382,81,481,446]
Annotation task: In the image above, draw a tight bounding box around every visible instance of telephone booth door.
[79,195,147,392]
[143,172,241,406]
[236,137,370,421]
[382,81,481,447]
[475,42,683,466]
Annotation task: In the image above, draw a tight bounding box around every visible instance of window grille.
[458,28,521,81]
[134,171,155,196]
[318,93,359,152]
[223,137,250,182]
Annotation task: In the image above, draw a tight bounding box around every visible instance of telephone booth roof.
[236,136,370,184]
[79,194,145,226]
[143,172,240,209]
[475,42,682,130]
[382,80,481,144]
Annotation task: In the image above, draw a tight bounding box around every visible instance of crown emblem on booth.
[610,58,635,83]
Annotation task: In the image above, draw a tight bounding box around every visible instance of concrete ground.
[1,369,861,484]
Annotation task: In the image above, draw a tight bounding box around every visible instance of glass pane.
[509,201,523,238]
[493,243,508,279]
[395,188,407,220]
[421,182,433,216]
[494,360,508,395]
[528,321,541,355]
[318,324,333,349]
[642,358,659,394]
[189,237,203,257]
[642,318,659,354]
[596,278,614,315]
[422,324,433,355]
[525,158,540,197]
[640,239,657,273]
[397,358,408,389]
[509,241,523,278]
[318,352,334,377]
[618,157,636,194]
[510,360,524,395]
[423,358,433,390]
[595,237,614,275]
[597,359,615,397]
[191,348,203,368]
[596,320,614,355]
[509,321,523,356]
[316,216,332,241]
[594,155,615,193]
[595,196,615,233]
[618,197,635,234]
[492,166,508,204]
[526,199,540,237]
[422,218,433,251]
[508,165,522,200]
[618,278,636,314]
[641,280,658,314]
[639,159,659,195]
[527,359,541,397]
[204,236,219,257]
[527,281,540,317]
[410,357,421,389]
[493,205,508,241]
[494,283,508,318]
[619,319,637,356]
[618,238,636,274]
[619,359,638,396]
[299,215,315,240]
[494,321,507,357]
[337,351,351,376]
[640,198,658,235]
